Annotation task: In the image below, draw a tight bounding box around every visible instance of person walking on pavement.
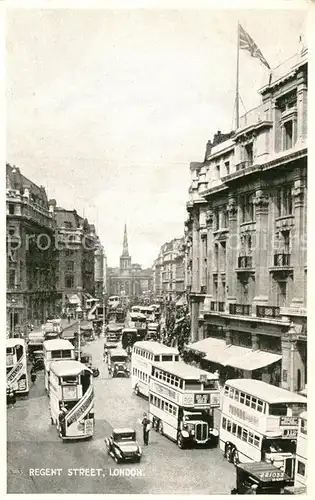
[141,412,151,446]
[30,366,37,384]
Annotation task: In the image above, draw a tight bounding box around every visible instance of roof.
[109,348,128,357]
[153,361,218,380]
[43,339,74,351]
[7,338,26,347]
[50,360,92,377]
[225,379,308,405]
[113,428,136,434]
[237,462,291,483]
[134,341,179,355]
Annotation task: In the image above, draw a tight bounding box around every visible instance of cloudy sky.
[7,7,307,267]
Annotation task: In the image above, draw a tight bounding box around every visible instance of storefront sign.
[228,404,259,427]
[280,416,298,427]
[153,382,177,402]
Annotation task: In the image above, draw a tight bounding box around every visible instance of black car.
[105,428,142,464]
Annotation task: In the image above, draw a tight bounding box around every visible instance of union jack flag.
[239,24,270,69]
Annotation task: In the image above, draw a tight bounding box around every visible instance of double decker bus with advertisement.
[6,338,29,395]
[219,379,307,481]
[49,360,94,440]
[131,341,179,397]
[43,339,75,392]
[149,362,220,449]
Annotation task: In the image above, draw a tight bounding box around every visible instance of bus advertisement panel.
[219,379,307,480]
[6,338,29,395]
[149,362,220,449]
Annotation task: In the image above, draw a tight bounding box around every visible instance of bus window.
[251,397,257,410]
[162,355,173,362]
[237,425,242,439]
[62,375,77,384]
[154,355,160,362]
[245,395,251,407]
[232,423,237,435]
[234,390,239,402]
[269,403,288,416]
[16,344,23,360]
[174,355,179,361]
[240,392,245,404]
[229,387,234,398]
[222,417,227,430]
[227,420,232,433]
[242,429,248,442]
[257,399,264,413]
[224,385,229,396]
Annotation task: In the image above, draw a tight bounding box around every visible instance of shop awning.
[226,350,282,371]
[188,337,227,361]
[67,294,80,305]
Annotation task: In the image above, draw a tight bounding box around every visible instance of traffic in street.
[7,337,236,494]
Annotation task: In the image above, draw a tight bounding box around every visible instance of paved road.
[7,339,236,494]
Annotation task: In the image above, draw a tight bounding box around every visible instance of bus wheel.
[134,385,139,396]
[177,433,185,449]
[158,420,163,435]
[232,448,239,466]
[51,417,54,425]
[225,444,233,462]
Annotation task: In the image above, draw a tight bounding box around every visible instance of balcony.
[235,160,250,171]
[256,305,281,319]
[274,253,291,267]
[210,301,225,312]
[238,256,253,269]
[229,303,252,316]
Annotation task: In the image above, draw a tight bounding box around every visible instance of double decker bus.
[293,412,307,490]
[43,339,75,392]
[6,338,29,395]
[220,379,307,480]
[129,312,147,338]
[131,341,179,397]
[49,360,94,440]
[149,362,220,449]
[139,306,155,322]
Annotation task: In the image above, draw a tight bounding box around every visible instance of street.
[7,338,236,494]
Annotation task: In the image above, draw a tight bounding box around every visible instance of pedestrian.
[141,412,151,446]
[31,367,37,384]
[67,314,71,324]
[58,405,67,437]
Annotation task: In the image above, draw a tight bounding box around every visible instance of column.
[206,209,214,297]
[191,208,200,293]
[296,71,307,144]
[226,195,237,308]
[291,170,306,307]
[253,188,270,307]
[190,296,200,343]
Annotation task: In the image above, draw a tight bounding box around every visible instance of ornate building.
[152,238,185,302]
[107,225,153,298]
[185,49,307,393]
[6,164,58,334]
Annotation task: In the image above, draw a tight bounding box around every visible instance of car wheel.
[225,444,233,462]
[134,385,139,396]
[177,433,185,449]
[232,448,239,466]
[158,420,163,435]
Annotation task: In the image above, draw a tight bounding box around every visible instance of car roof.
[113,427,136,434]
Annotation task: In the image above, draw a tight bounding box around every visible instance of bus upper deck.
[6,337,29,394]
[43,339,75,391]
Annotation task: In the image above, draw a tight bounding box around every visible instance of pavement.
[7,337,236,494]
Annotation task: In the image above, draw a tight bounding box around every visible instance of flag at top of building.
[239,23,270,69]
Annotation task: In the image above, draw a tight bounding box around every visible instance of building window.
[65,274,74,288]
[8,204,15,215]
[240,194,255,223]
[222,206,229,228]
[245,143,254,165]
[9,269,16,287]
[220,241,226,270]
[213,278,218,299]
[66,261,74,272]
[283,121,293,150]
[276,280,287,307]
[214,244,219,270]
[64,221,72,228]
[215,164,220,179]
[225,161,230,176]
[214,210,220,231]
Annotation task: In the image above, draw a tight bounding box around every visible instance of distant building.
[107,225,153,298]
[185,49,307,393]
[6,164,58,333]
[53,207,101,314]
[94,241,106,301]
[153,237,185,302]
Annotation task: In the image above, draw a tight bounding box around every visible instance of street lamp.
[10,298,16,338]
[76,305,82,361]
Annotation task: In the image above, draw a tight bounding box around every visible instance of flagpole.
[236,22,240,130]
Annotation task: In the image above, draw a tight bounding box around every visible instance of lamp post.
[288,322,297,393]
[76,305,82,361]
[10,298,16,338]
[101,290,106,338]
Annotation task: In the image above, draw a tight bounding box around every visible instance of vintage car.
[78,353,100,378]
[105,428,142,464]
[31,351,45,371]
[108,349,129,377]
[231,462,291,495]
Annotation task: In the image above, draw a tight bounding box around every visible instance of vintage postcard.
[5,1,309,495]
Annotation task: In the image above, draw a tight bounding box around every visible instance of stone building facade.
[185,49,307,393]
[6,164,58,333]
[152,238,186,302]
[107,225,153,298]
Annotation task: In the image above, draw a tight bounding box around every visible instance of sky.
[6,7,307,267]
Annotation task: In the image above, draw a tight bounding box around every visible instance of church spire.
[122,223,129,256]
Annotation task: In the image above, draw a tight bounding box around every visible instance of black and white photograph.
[6,2,309,495]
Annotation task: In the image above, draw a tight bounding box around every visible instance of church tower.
[120,224,132,272]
